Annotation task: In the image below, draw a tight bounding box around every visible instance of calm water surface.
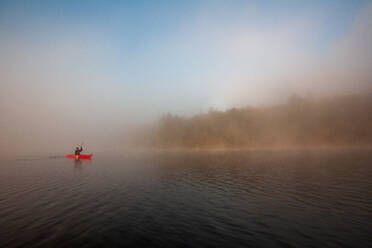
[1,149,371,247]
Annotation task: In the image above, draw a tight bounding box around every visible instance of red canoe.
[66,154,93,159]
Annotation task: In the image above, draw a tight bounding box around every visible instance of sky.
[0,0,371,155]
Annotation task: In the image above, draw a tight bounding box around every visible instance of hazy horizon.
[1,0,372,155]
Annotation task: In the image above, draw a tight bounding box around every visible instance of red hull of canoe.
[66,154,93,159]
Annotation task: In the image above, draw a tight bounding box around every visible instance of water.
[1,149,371,248]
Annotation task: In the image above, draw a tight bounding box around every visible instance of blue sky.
[1,0,370,107]
[0,1,367,45]
[1,0,372,153]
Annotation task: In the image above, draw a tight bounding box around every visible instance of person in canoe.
[75,146,83,155]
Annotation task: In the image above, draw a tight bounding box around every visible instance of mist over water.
[1,1,372,247]
[1,1,372,155]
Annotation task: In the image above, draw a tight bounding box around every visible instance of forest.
[137,94,372,149]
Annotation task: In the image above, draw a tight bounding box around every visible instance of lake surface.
[1,149,371,248]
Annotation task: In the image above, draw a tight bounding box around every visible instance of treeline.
[139,94,372,148]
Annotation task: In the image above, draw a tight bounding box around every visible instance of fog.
[0,1,371,156]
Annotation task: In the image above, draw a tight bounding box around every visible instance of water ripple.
[0,149,371,247]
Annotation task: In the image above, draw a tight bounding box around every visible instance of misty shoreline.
[2,145,372,161]
[2,93,372,159]
[135,94,372,149]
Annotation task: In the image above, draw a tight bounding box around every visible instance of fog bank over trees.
[136,94,372,149]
